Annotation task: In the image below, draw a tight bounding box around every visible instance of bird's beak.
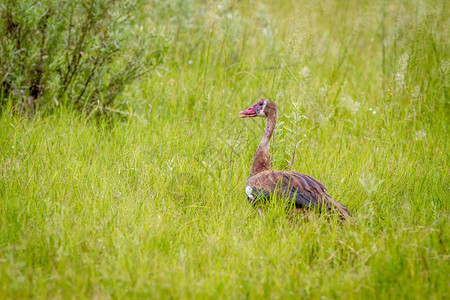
[239,107,257,118]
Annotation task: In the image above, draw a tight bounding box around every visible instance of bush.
[0,0,165,117]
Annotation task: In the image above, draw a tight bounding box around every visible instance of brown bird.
[240,99,352,220]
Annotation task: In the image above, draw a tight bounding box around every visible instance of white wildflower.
[439,59,449,77]
[397,52,410,74]
[393,72,406,91]
[352,102,361,114]
[299,66,311,80]
[318,86,328,97]
[341,96,360,114]
[411,85,420,101]
[393,52,410,92]
[414,130,426,141]
[262,26,274,46]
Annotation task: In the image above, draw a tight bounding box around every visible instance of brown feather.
[242,99,352,220]
[246,171,352,220]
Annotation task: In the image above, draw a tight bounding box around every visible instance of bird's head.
[239,99,276,118]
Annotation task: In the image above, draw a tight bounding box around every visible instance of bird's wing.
[246,171,322,207]
[247,171,352,219]
[284,172,329,206]
[286,172,352,219]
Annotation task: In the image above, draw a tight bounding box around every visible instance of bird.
[239,99,352,220]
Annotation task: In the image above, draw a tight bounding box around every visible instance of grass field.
[1,0,449,298]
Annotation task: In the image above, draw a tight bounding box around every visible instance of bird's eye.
[259,103,263,106]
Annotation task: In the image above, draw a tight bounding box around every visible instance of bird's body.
[240,99,351,220]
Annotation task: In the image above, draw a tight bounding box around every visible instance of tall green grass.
[1,0,449,298]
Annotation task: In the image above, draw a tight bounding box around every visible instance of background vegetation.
[1,0,449,298]
[0,0,164,117]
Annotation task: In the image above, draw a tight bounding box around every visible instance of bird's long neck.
[250,111,277,176]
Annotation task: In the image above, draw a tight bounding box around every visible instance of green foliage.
[0,0,449,298]
[0,0,164,116]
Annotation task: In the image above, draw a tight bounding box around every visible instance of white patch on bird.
[257,100,267,117]
[245,186,255,200]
